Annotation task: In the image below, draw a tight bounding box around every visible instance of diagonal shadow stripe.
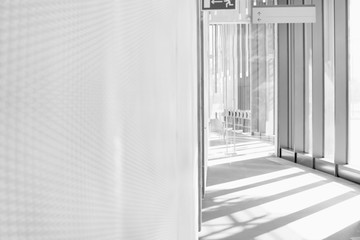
[220,191,359,240]
[202,180,328,222]
[205,171,306,199]
[200,214,267,239]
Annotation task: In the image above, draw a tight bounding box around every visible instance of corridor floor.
[200,139,360,240]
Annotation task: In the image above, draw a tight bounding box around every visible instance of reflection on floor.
[208,132,274,163]
[200,140,360,240]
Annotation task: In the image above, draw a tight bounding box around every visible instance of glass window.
[304,0,313,154]
[348,0,360,166]
[304,20,312,154]
[324,0,335,160]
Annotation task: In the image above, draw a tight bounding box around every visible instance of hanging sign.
[252,5,316,24]
[202,0,236,10]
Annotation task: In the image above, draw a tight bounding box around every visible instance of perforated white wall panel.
[0,1,199,240]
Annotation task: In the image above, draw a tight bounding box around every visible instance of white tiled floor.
[200,137,360,240]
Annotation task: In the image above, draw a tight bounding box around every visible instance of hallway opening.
[203,22,277,160]
[199,1,360,239]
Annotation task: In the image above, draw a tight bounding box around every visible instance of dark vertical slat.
[251,24,259,133]
[334,0,348,165]
[312,0,325,158]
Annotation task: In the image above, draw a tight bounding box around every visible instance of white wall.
[0,1,199,240]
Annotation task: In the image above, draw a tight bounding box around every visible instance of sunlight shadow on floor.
[200,150,360,240]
